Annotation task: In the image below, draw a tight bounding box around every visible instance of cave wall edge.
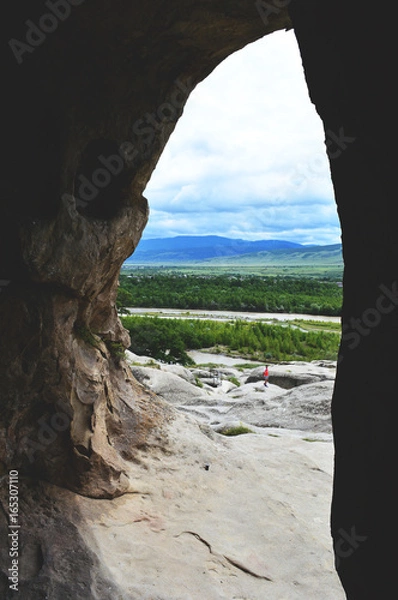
[0,1,291,498]
[0,0,396,598]
[289,1,398,597]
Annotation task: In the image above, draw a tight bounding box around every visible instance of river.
[126,307,341,324]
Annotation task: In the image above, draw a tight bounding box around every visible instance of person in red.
[263,365,269,387]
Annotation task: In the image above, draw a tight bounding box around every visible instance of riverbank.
[126,306,341,324]
[121,311,341,365]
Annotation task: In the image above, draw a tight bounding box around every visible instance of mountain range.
[124,235,343,265]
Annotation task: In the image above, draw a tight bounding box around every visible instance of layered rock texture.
[0,411,344,600]
[1,1,397,598]
[0,0,291,499]
[0,359,344,599]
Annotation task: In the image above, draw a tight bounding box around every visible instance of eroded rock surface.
[127,355,335,434]
[0,1,290,495]
[0,409,343,600]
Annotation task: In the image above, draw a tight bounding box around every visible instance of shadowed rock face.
[289,2,398,597]
[0,480,124,599]
[0,2,290,495]
[1,0,397,597]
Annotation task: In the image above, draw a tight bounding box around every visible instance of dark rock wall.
[0,480,124,599]
[0,2,290,495]
[290,1,398,597]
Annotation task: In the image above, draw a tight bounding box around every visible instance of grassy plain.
[121,263,343,280]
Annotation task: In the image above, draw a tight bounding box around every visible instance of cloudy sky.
[143,29,342,246]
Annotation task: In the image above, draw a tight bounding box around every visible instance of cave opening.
[1,2,396,597]
[143,29,341,249]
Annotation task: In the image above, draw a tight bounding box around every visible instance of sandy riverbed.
[126,307,341,323]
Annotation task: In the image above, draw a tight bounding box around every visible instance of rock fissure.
[176,531,273,582]
[223,556,273,582]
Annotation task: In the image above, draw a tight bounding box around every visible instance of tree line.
[118,273,342,316]
[121,315,340,366]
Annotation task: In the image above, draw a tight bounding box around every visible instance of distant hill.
[125,235,304,264]
[205,243,343,266]
[124,235,343,266]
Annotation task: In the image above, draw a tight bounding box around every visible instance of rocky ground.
[126,352,336,438]
[1,354,345,599]
[95,351,344,600]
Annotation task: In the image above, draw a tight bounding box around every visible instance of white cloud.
[144,29,340,245]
